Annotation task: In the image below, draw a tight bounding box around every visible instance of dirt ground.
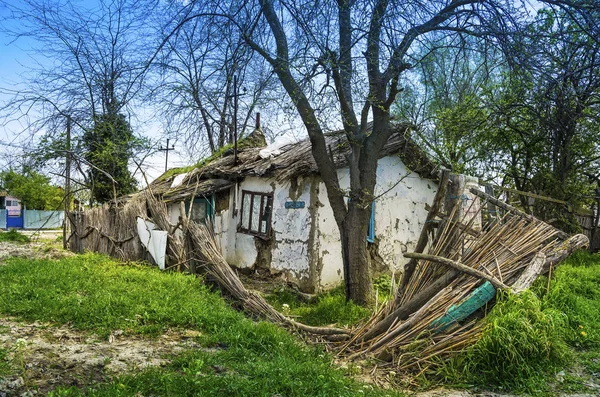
[2,316,598,397]
[0,241,72,264]
[0,317,210,396]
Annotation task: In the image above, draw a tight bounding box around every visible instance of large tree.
[167,0,541,304]
[486,7,600,230]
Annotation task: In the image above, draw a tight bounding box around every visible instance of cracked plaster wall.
[315,155,438,289]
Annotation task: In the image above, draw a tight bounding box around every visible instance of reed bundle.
[340,186,588,374]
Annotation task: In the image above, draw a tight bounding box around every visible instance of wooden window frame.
[185,196,214,224]
[239,190,273,237]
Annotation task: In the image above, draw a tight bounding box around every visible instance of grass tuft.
[537,250,600,348]
[0,229,31,243]
[266,275,394,327]
[267,285,370,327]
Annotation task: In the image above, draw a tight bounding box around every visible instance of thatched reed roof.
[149,123,439,200]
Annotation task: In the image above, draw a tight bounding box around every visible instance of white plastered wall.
[214,176,314,287]
[315,155,438,289]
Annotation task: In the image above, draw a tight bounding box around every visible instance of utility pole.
[159,138,175,172]
[63,115,71,250]
[233,75,238,164]
[227,75,246,165]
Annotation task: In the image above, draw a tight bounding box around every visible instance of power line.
[0,140,26,149]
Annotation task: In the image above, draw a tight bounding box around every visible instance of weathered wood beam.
[512,251,546,293]
[541,233,589,274]
[403,252,510,290]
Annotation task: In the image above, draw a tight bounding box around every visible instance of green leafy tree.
[395,39,500,176]
[84,113,141,204]
[0,169,63,210]
[485,8,600,231]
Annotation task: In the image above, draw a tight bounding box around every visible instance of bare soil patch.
[0,241,72,264]
[0,317,207,396]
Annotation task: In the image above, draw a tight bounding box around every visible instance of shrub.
[440,290,570,393]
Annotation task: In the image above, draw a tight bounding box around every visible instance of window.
[239,190,273,236]
[185,197,214,224]
[6,200,16,207]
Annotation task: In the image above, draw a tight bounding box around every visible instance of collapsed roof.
[149,123,440,202]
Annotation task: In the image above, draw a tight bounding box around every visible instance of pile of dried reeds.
[337,178,588,374]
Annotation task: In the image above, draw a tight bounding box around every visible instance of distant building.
[4,195,22,216]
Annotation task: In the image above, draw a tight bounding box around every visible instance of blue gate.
[6,210,24,229]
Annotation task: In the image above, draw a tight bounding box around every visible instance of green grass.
[435,250,600,394]
[0,229,31,243]
[437,290,570,393]
[266,285,371,327]
[0,253,401,397]
[0,347,10,377]
[265,275,394,327]
[537,250,600,348]
[0,253,236,338]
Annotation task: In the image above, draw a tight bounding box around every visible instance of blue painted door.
[7,210,24,228]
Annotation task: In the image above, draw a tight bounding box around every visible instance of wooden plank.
[403,252,510,290]
[430,281,497,331]
[512,252,546,293]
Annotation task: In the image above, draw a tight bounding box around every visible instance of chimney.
[256,112,261,129]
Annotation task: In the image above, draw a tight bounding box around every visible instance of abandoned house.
[147,122,475,293]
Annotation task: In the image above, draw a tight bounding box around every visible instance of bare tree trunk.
[344,202,374,305]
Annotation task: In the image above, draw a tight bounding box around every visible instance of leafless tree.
[154,14,278,157]
[0,0,161,200]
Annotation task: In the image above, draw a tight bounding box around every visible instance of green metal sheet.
[430,281,496,332]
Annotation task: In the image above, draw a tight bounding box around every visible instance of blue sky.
[0,0,191,184]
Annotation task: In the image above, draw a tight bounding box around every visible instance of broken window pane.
[261,195,273,234]
[191,201,207,223]
[239,191,273,236]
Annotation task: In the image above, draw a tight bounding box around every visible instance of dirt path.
[0,241,71,264]
[0,317,207,396]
